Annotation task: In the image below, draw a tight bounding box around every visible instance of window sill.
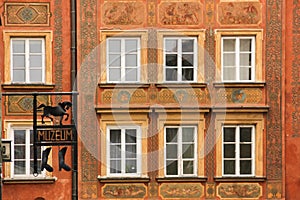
[156,83,207,88]
[3,177,57,184]
[214,177,266,182]
[156,177,207,183]
[97,176,150,183]
[2,84,55,90]
[213,82,266,88]
[98,83,150,88]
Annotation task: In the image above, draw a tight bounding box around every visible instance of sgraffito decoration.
[206,183,216,198]
[160,183,204,198]
[217,2,262,25]
[158,2,203,26]
[6,96,49,115]
[216,88,263,104]
[158,88,207,104]
[267,182,282,199]
[101,89,148,104]
[102,1,145,26]
[217,183,262,199]
[4,3,50,26]
[102,184,146,198]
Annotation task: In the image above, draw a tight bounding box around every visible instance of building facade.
[0,0,299,200]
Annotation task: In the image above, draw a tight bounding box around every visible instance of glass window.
[164,37,197,82]
[165,126,197,176]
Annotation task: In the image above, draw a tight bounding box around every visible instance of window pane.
[223,39,235,51]
[166,128,178,142]
[108,40,121,52]
[182,128,194,142]
[240,53,252,66]
[240,67,252,80]
[12,40,25,53]
[110,130,121,143]
[240,39,252,51]
[14,146,25,159]
[182,54,193,66]
[165,39,177,52]
[30,160,41,174]
[110,145,121,158]
[183,161,194,174]
[223,67,236,81]
[125,68,137,81]
[166,144,177,159]
[223,53,235,66]
[125,54,137,66]
[166,160,178,175]
[166,54,177,66]
[109,68,121,81]
[13,70,25,82]
[14,161,26,174]
[110,160,121,173]
[125,40,137,52]
[14,130,26,144]
[182,144,194,158]
[30,146,41,159]
[125,145,136,158]
[240,144,252,158]
[224,160,235,174]
[30,55,42,67]
[125,129,136,143]
[30,40,42,53]
[240,160,252,174]
[182,68,194,81]
[13,55,25,68]
[224,144,235,158]
[125,160,137,173]
[30,69,42,82]
[166,68,177,81]
[182,39,194,52]
[224,128,235,142]
[240,127,252,142]
[109,54,121,66]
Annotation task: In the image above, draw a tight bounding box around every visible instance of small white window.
[106,38,140,83]
[222,125,255,176]
[163,37,198,82]
[11,127,43,177]
[107,126,141,176]
[11,38,45,83]
[221,36,255,82]
[164,126,197,177]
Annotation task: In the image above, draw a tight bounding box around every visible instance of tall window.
[107,38,140,83]
[12,128,42,177]
[222,125,255,176]
[165,126,197,176]
[164,37,197,82]
[107,127,141,176]
[11,38,45,83]
[221,36,255,82]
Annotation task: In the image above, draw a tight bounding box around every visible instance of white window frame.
[222,125,255,177]
[10,38,46,83]
[163,37,198,83]
[107,126,142,177]
[164,126,198,177]
[9,126,45,178]
[106,37,141,83]
[221,36,255,82]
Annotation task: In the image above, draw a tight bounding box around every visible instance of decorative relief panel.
[217,183,262,199]
[160,183,204,199]
[216,88,263,104]
[6,96,49,115]
[217,2,262,25]
[158,2,203,26]
[102,184,146,198]
[4,3,50,26]
[267,182,282,199]
[102,89,148,104]
[158,88,208,104]
[102,1,145,26]
[206,183,216,198]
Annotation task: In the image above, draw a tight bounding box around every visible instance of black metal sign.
[37,128,74,142]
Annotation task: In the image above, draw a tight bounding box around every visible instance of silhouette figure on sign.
[38,101,72,125]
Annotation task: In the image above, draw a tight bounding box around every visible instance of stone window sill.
[156,177,207,182]
[3,177,57,184]
[97,176,150,183]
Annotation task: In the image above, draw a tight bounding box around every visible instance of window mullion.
[25,129,31,176]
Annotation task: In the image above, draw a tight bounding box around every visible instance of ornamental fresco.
[217,183,262,199]
[160,183,204,198]
[102,184,146,198]
[6,96,49,115]
[216,88,263,104]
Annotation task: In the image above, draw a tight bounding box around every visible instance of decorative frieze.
[102,184,146,198]
[217,183,262,199]
[6,96,49,115]
[160,183,204,199]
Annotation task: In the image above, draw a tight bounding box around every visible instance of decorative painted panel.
[217,2,262,25]
[81,182,98,199]
[160,183,204,199]
[6,96,49,115]
[102,1,146,26]
[206,183,216,198]
[102,89,148,104]
[217,183,262,199]
[267,182,282,199]
[102,184,146,198]
[4,3,50,26]
[158,1,203,26]
[216,88,263,104]
[158,88,208,104]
